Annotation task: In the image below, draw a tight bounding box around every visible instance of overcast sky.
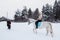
[0,0,57,19]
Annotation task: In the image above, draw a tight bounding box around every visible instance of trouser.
[7,24,11,29]
[35,20,42,29]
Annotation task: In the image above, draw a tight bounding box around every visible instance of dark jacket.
[7,21,11,26]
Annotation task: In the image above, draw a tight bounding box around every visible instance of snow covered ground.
[0,21,60,40]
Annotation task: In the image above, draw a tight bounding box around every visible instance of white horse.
[28,18,53,37]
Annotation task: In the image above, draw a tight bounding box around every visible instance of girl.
[35,12,42,29]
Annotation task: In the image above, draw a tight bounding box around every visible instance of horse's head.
[27,18,36,25]
[27,19,32,25]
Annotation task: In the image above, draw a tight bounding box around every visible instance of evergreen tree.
[56,0,60,19]
[53,0,60,20]
[42,6,45,14]
[22,6,28,16]
[28,8,32,18]
[53,0,58,20]
[33,8,40,20]
[45,4,53,15]
[21,6,28,21]
[42,3,53,21]
[14,9,21,20]
[16,9,21,16]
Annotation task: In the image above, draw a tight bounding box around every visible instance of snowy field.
[0,21,60,40]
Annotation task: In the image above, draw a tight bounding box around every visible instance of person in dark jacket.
[7,20,11,30]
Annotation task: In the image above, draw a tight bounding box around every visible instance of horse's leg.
[33,28,37,34]
[50,26,53,37]
[49,23,53,37]
[33,21,38,34]
[46,27,49,36]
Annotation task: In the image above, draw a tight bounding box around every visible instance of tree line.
[14,0,60,22]
[42,0,60,22]
[14,6,40,22]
